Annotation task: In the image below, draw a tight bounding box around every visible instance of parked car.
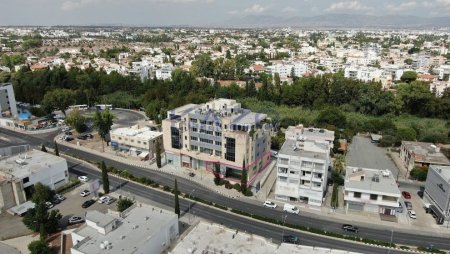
[54,194,66,201]
[77,135,87,140]
[64,131,72,135]
[86,134,94,139]
[263,200,277,208]
[282,235,300,244]
[80,190,91,197]
[78,176,89,182]
[81,199,95,208]
[283,203,299,214]
[402,191,411,199]
[408,210,417,219]
[405,201,413,211]
[51,197,61,204]
[64,136,74,142]
[104,197,116,205]
[68,216,84,224]
[342,224,359,233]
[98,196,114,204]
[45,201,54,209]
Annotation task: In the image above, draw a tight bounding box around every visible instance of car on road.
[78,176,89,182]
[282,235,300,244]
[405,201,413,211]
[283,203,299,214]
[80,190,91,197]
[263,200,277,208]
[81,199,95,208]
[408,210,417,219]
[342,224,359,233]
[52,197,61,204]
[68,216,84,224]
[64,136,74,142]
[45,201,54,209]
[188,172,195,177]
[98,196,114,204]
[402,191,411,199]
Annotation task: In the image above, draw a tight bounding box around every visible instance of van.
[283,203,299,214]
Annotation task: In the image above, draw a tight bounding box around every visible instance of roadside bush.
[410,167,428,181]
[117,197,134,212]
[417,246,446,254]
[233,183,241,192]
[163,186,172,192]
[224,182,232,189]
[243,189,253,196]
[56,179,81,194]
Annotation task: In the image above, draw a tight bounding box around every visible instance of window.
[191,118,198,123]
[215,132,222,137]
[278,167,288,174]
[143,142,147,145]
[184,136,187,140]
[190,145,198,151]
[207,121,213,125]
[354,192,361,198]
[206,130,213,135]
[278,158,289,165]
[215,150,222,156]
[170,127,181,149]
[215,141,222,146]
[278,176,288,182]
[137,141,141,144]
[200,147,213,154]
[199,138,213,144]
[225,137,236,162]
[190,136,198,141]
[200,120,207,124]
[192,127,198,132]
[370,194,378,200]
[301,161,313,168]
[23,177,29,184]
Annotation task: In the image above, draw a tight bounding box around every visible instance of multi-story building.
[110,124,163,160]
[344,66,383,83]
[155,64,174,80]
[423,165,450,225]
[400,141,450,173]
[275,126,334,206]
[0,83,18,118]
[0,146,69,212]
[162,99,272,188]
[344,167,401,215]
[71,203,179,254]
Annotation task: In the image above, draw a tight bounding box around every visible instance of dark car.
[402,191,411,199]
[342,224,359,233]
[77,135,87,140]
[282,235,300,244]
[65,131,72,135]
[86,134,94,138]
[64,136,74,142]
[52,197,61,204]
[82,199,95,208]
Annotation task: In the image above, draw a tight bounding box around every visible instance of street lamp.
[387,229,394,254]
[119,170,128,196]
[189,189,196,223]
[281,213,288,243]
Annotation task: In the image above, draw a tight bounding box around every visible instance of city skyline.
[1,0,450,26]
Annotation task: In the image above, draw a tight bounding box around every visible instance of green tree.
[41,89,75,117]
[225,49,231,59]
[315,107,347,129]
[156,139,162,168]
[23,203,62,235]
[191,54,214,78]
[174,179,180,217]
[400,71,417,83]
[397,127,417,141]
[54,141,59,156]
[117,197,134,212]
[65,109,86,133]
[241,160,248,194]
[101,161,110,194]
[31,183,54,204]
[28,240,51,254]
[93,109,114,151]
[41,144,47,153]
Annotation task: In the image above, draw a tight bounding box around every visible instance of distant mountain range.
[219,14,450,29]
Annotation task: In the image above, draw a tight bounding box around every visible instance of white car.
[98,196,112,204]
[263,200,277,208]
[80,190,91,197]
[45,201,54,209]
[408,210,417,219]
[68,216,84,224]
[78,176,89,182]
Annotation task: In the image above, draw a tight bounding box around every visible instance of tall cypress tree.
[241,160,247,194]
[156,139,162,168]
[54,141,59,156]
[174,179,180,217]
[101,161,110,194]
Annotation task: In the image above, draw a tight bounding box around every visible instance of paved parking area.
[346,136,399,177]
[0,213,33,240]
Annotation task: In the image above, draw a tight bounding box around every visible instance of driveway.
[346,136,400,178]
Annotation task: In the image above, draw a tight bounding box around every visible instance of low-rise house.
[400,141,450,173]
[423,165,450,225]
[71,204,179,254]
[344,167,401,215]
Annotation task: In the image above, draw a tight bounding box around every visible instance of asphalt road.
[346,136,400,177]
[1,127,449,251]
[67,158,410,254]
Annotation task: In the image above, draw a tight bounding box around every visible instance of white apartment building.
[265,62,308,78]
[344,66,383,83]
[0,147,69,212]
[156,64,174,80]
[344,167,401,215]
[423,165,450,225]
[275,126,334,206]
[71,204,179,254]
[0,83,18,118]
[110,124,163,160]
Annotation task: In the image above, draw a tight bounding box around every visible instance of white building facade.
[0,83,18,118]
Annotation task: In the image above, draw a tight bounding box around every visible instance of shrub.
[163,186,172,192]
[244,189,253,196]
[410,167,428,181]
[233,183,241,192]
[117,197,134,212]
[225,182,232,189]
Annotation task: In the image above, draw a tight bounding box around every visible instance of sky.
[0,0,450,26]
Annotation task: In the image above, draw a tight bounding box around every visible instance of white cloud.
[282,6,297,13]
[326,1,373,12]
[228,10,239,15]
[244,4,267,14]
[386,1,417,12]
[425,0,450,8]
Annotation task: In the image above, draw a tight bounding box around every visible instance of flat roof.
[345,167,401,196]
[110,126,162,140]
[0,149,66,180]
[231,111,267,125]
[285,125,335,142]
[73,204,178,254]
[170,103,200,116]
[279,139,328,160]
[430,165,450,183]
[86,210,116,228]
[402,141,450,166]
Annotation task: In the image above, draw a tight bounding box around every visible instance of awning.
[138,151,149,158]
[7,201,35,216]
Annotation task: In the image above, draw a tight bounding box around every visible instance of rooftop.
[72,204,178,254]
[0,149,66,180]
[285,125,335,143]
[402,141,450,166]
[345,166,401,196]
[279,139,328,160]
[110,125,162,140]
[86,210,116,228]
